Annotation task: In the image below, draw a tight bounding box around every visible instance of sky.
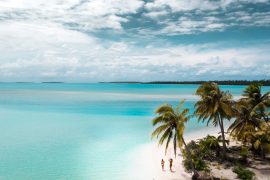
[0,0,270,82]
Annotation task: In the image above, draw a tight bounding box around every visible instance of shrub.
[240,146,249,157]
[265,143,270,153]
[182,151,209,172]
[193,157,209,172]
[239,146,249,164]
[198,135,223,160]
[233,165,255,180]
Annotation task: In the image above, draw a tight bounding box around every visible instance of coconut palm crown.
[228,100,261,142]
[151,100,191,157]
[151,100,199,178]
[241,83,270,121]
[194,82,233,155]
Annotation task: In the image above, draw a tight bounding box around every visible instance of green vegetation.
[151,82,270,179]
[233,165,255,180]
[239,146,249,164]
[182,151,209,172]
[182,139,213,172]
[248,123,270,159]
[151,100,199,178]
[229,84,270,159]
[195,82,233,158]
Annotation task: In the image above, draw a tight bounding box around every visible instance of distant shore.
[99,80,270,86]
[0,80,268,86]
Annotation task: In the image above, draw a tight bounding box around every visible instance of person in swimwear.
[161,159,165,171]
[169,158,173,172]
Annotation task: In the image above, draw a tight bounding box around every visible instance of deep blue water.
[0,83,269,179]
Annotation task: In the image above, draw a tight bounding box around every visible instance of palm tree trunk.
[218,115,227,158]
[261,147,266,159]
[181,136,199,179]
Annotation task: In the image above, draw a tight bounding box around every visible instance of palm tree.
[198,135,224,159]
[151,100,198,178]
[245,122,270,159]
[241,84,270,121]
[228,100,261,142]
[195,82,233,157]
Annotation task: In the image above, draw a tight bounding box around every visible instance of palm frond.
[220,102,233,117]
[155,104,174,114]
[176,100,185,113]
[152,116,166,126]
[151,124,170,139]
[173,133,177,157]
[151,100,192,156]
[158,127,172,146]
[165,130,173,155]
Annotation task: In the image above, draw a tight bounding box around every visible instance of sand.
[126,126,220,180]
[127,143,191,180]
[127,125,270,180]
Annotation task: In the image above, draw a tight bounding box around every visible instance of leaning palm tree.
[195,82,233,157]
[151,100,198,178]
[241,84,270,121]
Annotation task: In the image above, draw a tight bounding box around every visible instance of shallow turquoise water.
[0,83,269,179]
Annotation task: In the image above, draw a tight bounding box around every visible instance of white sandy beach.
[126,126,220,180]
[126,124,270,180]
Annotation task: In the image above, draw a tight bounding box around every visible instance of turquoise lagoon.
[0,83,269,180]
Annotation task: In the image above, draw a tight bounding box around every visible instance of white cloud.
[0,0,144,31]
[143,10,168,19]
[145,0,270,12]
[158,16,226,35]
[1,0,270,35]
[0,21,269,82]
[142,0,270,35]
[76,0,144,16]
[0,0,269,82]
[145,0,224,12]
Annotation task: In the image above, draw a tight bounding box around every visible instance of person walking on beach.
[161,159,165,171]
[169,158,173,172]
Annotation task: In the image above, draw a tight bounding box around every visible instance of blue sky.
[0,0,270,82]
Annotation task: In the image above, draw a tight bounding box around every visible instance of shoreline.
[128,125,270,180]
[127,127,219,180]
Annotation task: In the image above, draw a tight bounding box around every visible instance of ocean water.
[0,83,269,180]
